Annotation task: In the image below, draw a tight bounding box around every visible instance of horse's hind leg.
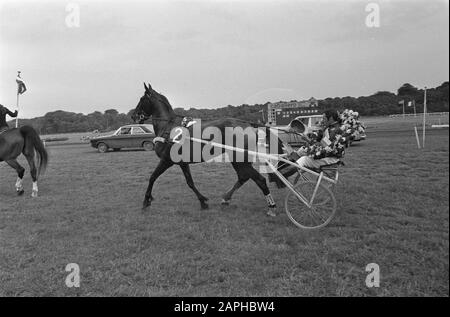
[230,163,277,216]
[221,162,250,205]
[221,180,245,205]
[6,159,25,196]
[249,166,277,216]
[180,163,209,210]
[24,153,39,197]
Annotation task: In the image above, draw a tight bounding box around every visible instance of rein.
[137,97,308,146]
[144,114,309,146]
[213,117,309,138]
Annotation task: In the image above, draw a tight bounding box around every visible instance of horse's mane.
[153,90,174,114]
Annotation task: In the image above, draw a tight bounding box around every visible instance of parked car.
[277,115,323,148]
[290,115,323,134]
[90,124,155,153]
[351,131,367,142]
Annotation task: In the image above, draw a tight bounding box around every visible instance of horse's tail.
[20,125,48,176]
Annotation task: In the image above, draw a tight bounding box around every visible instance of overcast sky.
[0,0,448,118]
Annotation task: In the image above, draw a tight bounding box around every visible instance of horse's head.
[131,83,155,124]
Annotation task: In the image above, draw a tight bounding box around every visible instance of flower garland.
[339,109,366,142]
[294,109,365,160]
[301,123,346,159]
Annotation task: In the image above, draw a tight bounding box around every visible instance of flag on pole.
[16,72,27,95]
[15,71,26,128]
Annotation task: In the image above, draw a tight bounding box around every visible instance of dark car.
[90,124,155,153]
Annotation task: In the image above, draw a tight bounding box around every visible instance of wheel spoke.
[309,207,327,224]
[285,181,336,229]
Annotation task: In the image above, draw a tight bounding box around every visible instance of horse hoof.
[201,202,209,210]
[17,189,25,196]
[32,191,38,198]
[142,200,151,210]
[221,199,230,206]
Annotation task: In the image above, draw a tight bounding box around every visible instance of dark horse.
[131,83,282,214]
[0,126,48,197]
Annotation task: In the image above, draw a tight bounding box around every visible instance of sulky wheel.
[284,180,336,230]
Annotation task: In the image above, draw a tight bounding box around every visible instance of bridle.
[135,92,184,142]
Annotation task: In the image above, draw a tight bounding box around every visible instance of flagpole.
[16,91,19,128]
[15,70,23,128]
[422,87,427,148]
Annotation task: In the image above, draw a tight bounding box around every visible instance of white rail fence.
[389,112,449,118]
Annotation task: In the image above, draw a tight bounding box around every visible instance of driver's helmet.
[182,117,194,127]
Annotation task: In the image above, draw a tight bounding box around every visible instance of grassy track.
[0,124,448,296]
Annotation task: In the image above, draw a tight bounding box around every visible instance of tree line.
[14,82,449,134]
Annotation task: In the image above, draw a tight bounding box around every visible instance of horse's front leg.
[179,163,209,210]
[143,159,173,210]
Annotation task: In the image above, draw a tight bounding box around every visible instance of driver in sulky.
[282,109,346,176]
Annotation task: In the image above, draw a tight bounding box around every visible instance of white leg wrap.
[15,178,23,191]
[32,182,39,197]
[265,194,276,207]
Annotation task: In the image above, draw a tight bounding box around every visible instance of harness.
[150,115,189,145]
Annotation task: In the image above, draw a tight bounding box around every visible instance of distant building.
[266,98,319,126]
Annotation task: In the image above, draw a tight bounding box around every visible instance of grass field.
[364,113,449,132]
[0,121,448,296]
